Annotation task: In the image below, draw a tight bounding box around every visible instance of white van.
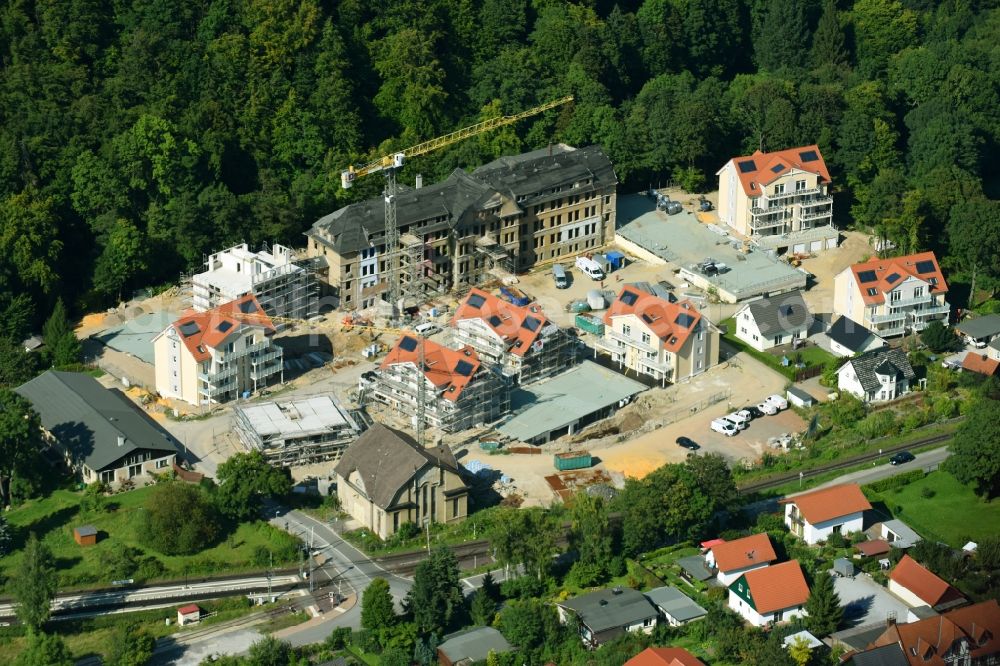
[552,264,568,289]
[575,256,605,281]
[414,322,440,337]
[765,394,788,411]
[710,419,737,437]
[726,412,750,429]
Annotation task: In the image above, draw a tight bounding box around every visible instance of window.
[753,334,759,341]
[889,290,900,303]
[774,184,785,195]
[451,498,459,518]
[832,525,842,534]
[156,458,169,469]
[914,286,924,298]
[100,470,115,483]
[394,512,399,531]
[622,325,631,337]
[795,179,806,191]
[641,332,650,344]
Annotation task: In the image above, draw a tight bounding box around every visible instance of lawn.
[0,485,301,589]
[719,318,836,381]
[867,470,1000,547]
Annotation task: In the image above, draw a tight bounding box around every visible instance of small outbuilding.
[437,626,513,666]
[833,557,855,578]
[644,586,707,627]
[786,386,815,408]
[177,604,201,626]
[73,525,98,546]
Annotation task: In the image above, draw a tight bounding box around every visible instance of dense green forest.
[1,0,999,348]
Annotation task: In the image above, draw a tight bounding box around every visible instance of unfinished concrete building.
[450,288,576,385]
[304,144,617,309]
[361,335,510,432]
[232,395,365,467]
[191,243,317,321]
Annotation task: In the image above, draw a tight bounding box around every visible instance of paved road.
[807,447,949,493]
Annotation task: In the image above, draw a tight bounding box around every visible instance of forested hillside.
[1,0,999,343]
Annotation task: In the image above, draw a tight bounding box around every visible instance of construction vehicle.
[339,96,574,324]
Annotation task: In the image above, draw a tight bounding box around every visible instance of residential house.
[437,627,514,666]
[954,314,1000,346]
[305,144,617,308]
[643,587,707,627]
[889,555,966,612]
[705,533,778,586]
[599,286,719,384]
[783,483,871,544]
[728,560,810,627]
[716,144,837,253]
[962,353,1000,377]
[334,423,468,540]
[15,370,179,485]
[833,252,950,339]
[625,647,706,666]
[862,599,1000,666]
[450,288,576,384]
[733,290,813,352]
[153,295,283,406]
[555,587,659,648]
[837,348,916,403]
[826,316,887,358]
[192,243,316,321]
[363,335,510,432]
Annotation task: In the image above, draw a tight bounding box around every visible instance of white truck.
[575,256,605,281]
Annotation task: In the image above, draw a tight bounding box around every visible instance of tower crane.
[339,96,574,324]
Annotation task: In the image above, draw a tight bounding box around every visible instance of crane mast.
[339,96,573,325]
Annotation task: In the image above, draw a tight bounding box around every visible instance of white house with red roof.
[782,483,871,544]
[888,555,966,612]
[450,288,576,384]
[366,335,510,432]
[705,533,778,586]
[833,251,950,338]
[716,145,837,253]
[598,286,719,384]
[153,295,283,405]
[728,560,810,627]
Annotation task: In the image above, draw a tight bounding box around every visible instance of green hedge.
[864,469,925,494]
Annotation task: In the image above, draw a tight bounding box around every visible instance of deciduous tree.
[138,483,220,555]
[105,623,155,666]
[361,577,396,650]
[0,389,44,507]
[13,631,73,666]
[946,398,1000,498]
[11,534,57,632]
[405,546,463,635]
[213,451,291,521]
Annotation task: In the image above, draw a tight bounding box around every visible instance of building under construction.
[304,144,617,310]
[450,288,577,385]
[360,335,510,433]
[232,394,366,467]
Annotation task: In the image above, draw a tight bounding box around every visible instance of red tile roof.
[869,599,1000,666]
[739,560,810,615]
[170,295,275,362]
[962,352,1000,376]
[625,647,706,666]
[451,288,552,357]
[603,287,703,353]
[783,483,872,525]
[726,144,831,197]
[855,539,891,557]
[890,555,965,608]
[710,533,777,573]
[177,604,201,615]
[849,251,948,306]
[381,336,481,402]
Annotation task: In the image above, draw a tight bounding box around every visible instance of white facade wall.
[717,563,770,587]
[785,503,865,544]
[733,305,807,352]
[728,590,806,627]
[888,579,929,608]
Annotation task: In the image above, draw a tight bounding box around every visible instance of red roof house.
[888,555,965,611]
[625,647,706,666]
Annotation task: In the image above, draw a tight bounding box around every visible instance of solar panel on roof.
[179,321,200,337]
[467,293,486,309]
[620,290,639,306]
[399,336,418,352]
[799,150,819,162]
[915,260,936,274]
[238,300,257,314]
[217,320,233,333]
[454,360,474,377]
[771,164,785,173]
[886,273,901,284]
[488,315,503,327]
[738,160,757,173]
[675,313,695,328]
[858,270,878,284]
[522,316,541,332]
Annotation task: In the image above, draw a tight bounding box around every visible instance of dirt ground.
[798,230,873,314]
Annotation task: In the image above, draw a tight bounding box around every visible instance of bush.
[500,575,547,600]
[608,555,627,577]
[326,626,352,649]
[567,561,605,588]
[826,531,846,549]
[857,410,897,439]
[920,487,936,499]
[865,470,924,493]
[137,482,220,556]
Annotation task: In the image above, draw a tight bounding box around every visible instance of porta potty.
[605,251,626,271]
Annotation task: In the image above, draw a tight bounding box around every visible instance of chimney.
[415,174,423,189]
[117,435,126,447]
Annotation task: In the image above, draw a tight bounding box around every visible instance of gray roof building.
[15,370,178,474]
[841,348,915,395]
[879,519,922,549]
[848,643,909,666]
[743,290,812,337]
[333,423,463,510]
[644,586,707,624]
[954,314,1000,341]
[827,316,883,354]
[473,144,617,201]
[556,587,658,646]
[437,626,513,665]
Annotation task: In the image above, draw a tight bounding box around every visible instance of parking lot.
[832,571,910,628]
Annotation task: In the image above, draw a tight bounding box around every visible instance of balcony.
[868,310,905,325]
[916,303,950,317]
[761,186,821,204]
[639,356,672,374]
[251,363,282,381]
[874,325,905,337]
[799,195,833,209]
[604,328,659,355]
[749,214,787,231]
[800,208,833,223]
[886,294,932,309]
[251,349,282,365]
[198,365,237,383]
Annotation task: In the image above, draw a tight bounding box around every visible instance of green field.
[0,486,300,589]
[870,471,1000,547]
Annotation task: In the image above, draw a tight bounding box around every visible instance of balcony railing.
[761,186,821,203]
[800,209,833,222]
[251,349,282,365]
[886,294,932,309]
[749,216,787,231]
[875,325,905,337]
[604,328,660,355]
[251,363,282,381]
[868,310,905,324]
[798,195,833,209]
[916,303,950,316]
[639,356,672,374]
[198,365,237,383]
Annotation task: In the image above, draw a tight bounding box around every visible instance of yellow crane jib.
[340,95,574,189]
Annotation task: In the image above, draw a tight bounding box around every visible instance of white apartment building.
[599,286,719,384]
[716,144,837,254]
[450,288,576,385]
[153,295,283,406]
[192,243,315,321]
[833,252,950,339]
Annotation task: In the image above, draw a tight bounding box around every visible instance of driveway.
[833,571,910,628]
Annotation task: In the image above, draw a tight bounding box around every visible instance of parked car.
[676,436,700,450]
[889,451,915,465]
[756,401,778,415]
[710,419,737,437]
[575,256,605,281]
[727,412,750,429]
[765,394,788,410]
[735,408,755,421]
[741,406,765,419]
[414,322,441,336]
